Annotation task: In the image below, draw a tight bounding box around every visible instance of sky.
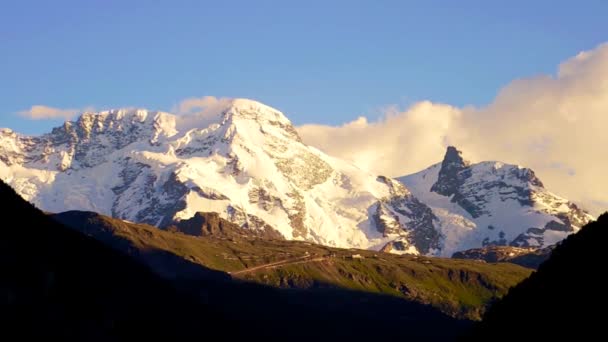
[2,0,607,133]
[1,1,607,214]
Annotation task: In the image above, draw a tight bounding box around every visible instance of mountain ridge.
[397,146,593,255]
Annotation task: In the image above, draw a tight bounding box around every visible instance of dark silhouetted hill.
[0,180,230,340]
[471,213,608,339]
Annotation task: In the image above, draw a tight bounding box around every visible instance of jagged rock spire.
[431,146,469,196]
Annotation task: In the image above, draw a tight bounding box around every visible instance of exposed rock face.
[375,176,441,255]
[167,212,284,240]
[430,146,470,197]
[380,237,413,255]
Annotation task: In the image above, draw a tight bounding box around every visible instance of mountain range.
[0,99,594,256]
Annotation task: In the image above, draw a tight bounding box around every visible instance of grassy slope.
[58,212,531,320]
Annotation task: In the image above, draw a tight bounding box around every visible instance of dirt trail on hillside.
[229,255,328,276]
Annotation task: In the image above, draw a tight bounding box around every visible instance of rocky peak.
[399,146,594,255]
[34,109,177,169]
[430,146,469,196]
[167,211,283,240]
[73,109,176,138]
[443,146,469,167]
[168,212,240,236]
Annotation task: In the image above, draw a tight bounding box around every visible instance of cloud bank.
[298,43,608,216]
[18,105,91,120]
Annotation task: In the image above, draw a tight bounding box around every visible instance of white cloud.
[298,42,608,216]
[172,96,234,131]
[298,101,461,176]
[18,105,92,120]
[173,95,232,115]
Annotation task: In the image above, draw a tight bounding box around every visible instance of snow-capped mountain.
[0,99,439,253]
[397,146,593,256]
[0,100,593,256]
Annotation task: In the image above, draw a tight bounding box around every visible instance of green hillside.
[55,211,531,320]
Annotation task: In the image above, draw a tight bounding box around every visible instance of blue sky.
[1,0,607,134]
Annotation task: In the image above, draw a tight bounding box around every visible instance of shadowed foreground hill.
[0,180,471,341]
[52,210,531,320]
[472,213,608,339]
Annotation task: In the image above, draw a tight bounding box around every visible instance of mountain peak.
[400,145,593,254]
[229,98,278,111]
[430,146,469,196]
[218,98,301,143]
[222,98,292,126]
[442,146,469,168]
